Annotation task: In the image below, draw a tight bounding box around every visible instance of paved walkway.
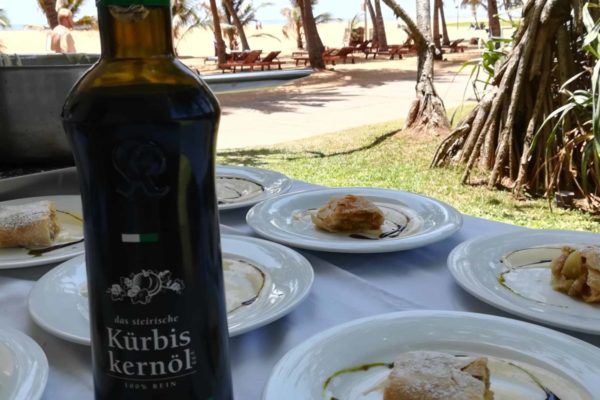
[215,62,474,150]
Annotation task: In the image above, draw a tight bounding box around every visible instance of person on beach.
[47,8,76,54]
[55,0,70,12]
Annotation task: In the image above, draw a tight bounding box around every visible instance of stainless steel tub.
[0,54,310,164]
[0,54,98,163]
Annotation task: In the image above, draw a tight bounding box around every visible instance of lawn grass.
[218,117,600,232]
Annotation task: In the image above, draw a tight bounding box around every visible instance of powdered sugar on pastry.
[384,351,493,400]
[0,201,54,228]
[0,200,61,248]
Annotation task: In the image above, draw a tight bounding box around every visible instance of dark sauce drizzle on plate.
[349,221,407,240]
[497,247,567,308]
[28,238,84,257]
[226,259,266,313]
[323,362,393,400]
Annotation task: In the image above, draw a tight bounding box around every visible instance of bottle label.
[97,0,169,6]
[66,103,231,396]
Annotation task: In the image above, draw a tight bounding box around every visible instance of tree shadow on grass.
[217,129,399,166]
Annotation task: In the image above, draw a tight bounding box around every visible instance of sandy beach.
[0,20,491,64]
[0,21,486,149]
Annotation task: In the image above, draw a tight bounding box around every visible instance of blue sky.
[0,0,480,27]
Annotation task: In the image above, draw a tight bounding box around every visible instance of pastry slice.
[311,194,385,232]
[383,351,494,400]
[0,200,61,248]
[551,245,600,303]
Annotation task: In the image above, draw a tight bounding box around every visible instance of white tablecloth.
[1,180,599,399]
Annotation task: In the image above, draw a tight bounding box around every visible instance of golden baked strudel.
[311,194,385,232]
[0,200,61,248]
[384,351,494,400]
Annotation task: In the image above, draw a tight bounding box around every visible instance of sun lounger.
[363,43,377,59]
[322,48,340,65]
[293,49,339,66]
[257,51,285,70]
[332,47,356,64]
[353,40,372,55]
[292,51,309,66]
[218,50,262,73]
[376,45,404,60]
[442,38,466,53]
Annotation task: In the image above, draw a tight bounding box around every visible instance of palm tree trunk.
[374,0,388,47]
[209,0,227,64]
[223,0,251,50]
[381,0,450,132]
[471,4,479,27]
[365,0,379,45]
[42,0,58,29]
[299,0,325,69]
[296,22,304,49]
[433,0,441,50]
[296,15,304,50]
[487,0,502,38]
[440,0,450,45]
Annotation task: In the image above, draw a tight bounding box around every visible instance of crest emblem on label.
[107,270,184,305]
[113,140,170,198]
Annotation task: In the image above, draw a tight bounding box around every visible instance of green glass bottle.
[62,1,233,399]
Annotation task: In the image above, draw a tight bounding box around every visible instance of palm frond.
[172,0,210,39]
[249,32,281,42]
[314,12,341,25]
[0,9,9,29]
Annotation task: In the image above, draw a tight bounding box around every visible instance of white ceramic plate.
[216,165,292,210]
[263,310,600,400]
[28,234,314,345]
[246,187,462,253]
[448,229,600,334]
[0,195,84,269]
[0,328,49,400]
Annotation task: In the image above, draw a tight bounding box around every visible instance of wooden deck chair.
[443,38,465,53]
[292,51,309,66]
[373,45,402,60]
[218,50,262,73]
[322,48,340,65]
[363,42,380,59]
[257,51,284,70]
[353,40,372,54]
[293,49,339,66]
[333,47,356,64]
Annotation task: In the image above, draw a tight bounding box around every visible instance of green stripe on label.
[121,233,159,243]
[97,0,169,6]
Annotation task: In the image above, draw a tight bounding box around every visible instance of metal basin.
[0,54,98,163]
[0,54,310,164]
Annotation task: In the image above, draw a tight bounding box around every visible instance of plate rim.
[28,234,314,344]
[0,328,49,400]
[223,234,315,336]
[447,229,600,334]
[0,195,84,269]
[262,309,600,399]
[27,255,90,345]
[246,187,463,253]
[217,165,293,211]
